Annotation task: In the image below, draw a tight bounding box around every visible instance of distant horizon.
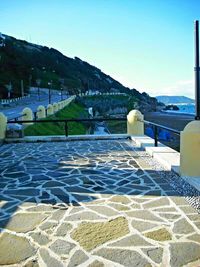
[0,0,199,98]
[156,95,195,101]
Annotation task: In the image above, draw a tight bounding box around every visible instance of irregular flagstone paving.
[0,139,200,267]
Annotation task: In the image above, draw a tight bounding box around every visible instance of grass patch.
[24,101,88,136]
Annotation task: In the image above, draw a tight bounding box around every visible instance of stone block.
[36,105,46,119]
[0,112,7,140]
[180,120,200,177]
[6,128,24,138]
[22,107,33,126]
[127,110,144,135]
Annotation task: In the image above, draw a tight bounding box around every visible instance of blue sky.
[0,0,199,98]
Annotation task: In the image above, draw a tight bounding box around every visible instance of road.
[0,94,68,120]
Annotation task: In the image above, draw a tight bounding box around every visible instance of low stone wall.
[1,96,76,140]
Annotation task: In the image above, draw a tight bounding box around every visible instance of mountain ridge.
[156,95,194,104]
[0,33,129,95]
[0,32,159,112]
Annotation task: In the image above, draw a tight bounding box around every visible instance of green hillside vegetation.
[78,95,130,133]
[24,101,88,136]
[77,95,137,116]
[0,34,129,97]
[0,33,158,113]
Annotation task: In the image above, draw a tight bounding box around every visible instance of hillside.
[156,95,194,104]
[0,33,158,112]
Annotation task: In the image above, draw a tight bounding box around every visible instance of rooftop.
[0,138,200,266]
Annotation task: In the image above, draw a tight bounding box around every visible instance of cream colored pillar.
[53,103,58,113]
[180,120,200,177]
[0,113,7,140]
[22,107,33,126]
[127,110,144,135]
[47,104,54,116]
[37,105,46,119]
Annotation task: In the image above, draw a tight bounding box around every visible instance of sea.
[165,103,195,115]
[146,103,195,141]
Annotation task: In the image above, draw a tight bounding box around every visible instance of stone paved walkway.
[0,139,200,267]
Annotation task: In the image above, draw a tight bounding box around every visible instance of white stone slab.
[153,151,180,172]
[131,135,180,172]
[130,135,165,148]
[146,146,177,156]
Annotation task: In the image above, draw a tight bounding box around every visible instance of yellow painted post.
[180,120,200,177]
[53,103,58,113]
[22,107,33,126]
[37,105,46,119]
[47,104,54,115]
[127,110,144,135]
[0,113,7,140]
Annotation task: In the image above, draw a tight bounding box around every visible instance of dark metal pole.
[38,86,40,101]
[195,20,200,120]
[50,81,52,104]
[61,88,63,101]
[64,121,68,136]
[48,87,51,104]
[48,81,52,104]
[154,125,158,147]
[34,111,37,120]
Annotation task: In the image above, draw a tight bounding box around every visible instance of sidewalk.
[0,139,200,266]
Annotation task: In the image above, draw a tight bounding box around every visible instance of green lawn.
[24,101,88,136]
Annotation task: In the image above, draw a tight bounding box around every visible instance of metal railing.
[0,95,30,104]
[7,117,127,136]
[8,106,51,122]
[6,96,74,123]
[7,117,181,149]
[8,114,25,122]
[142,119,180,147]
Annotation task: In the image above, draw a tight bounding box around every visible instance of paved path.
[0,140,200,266]
[0,94,67,120]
